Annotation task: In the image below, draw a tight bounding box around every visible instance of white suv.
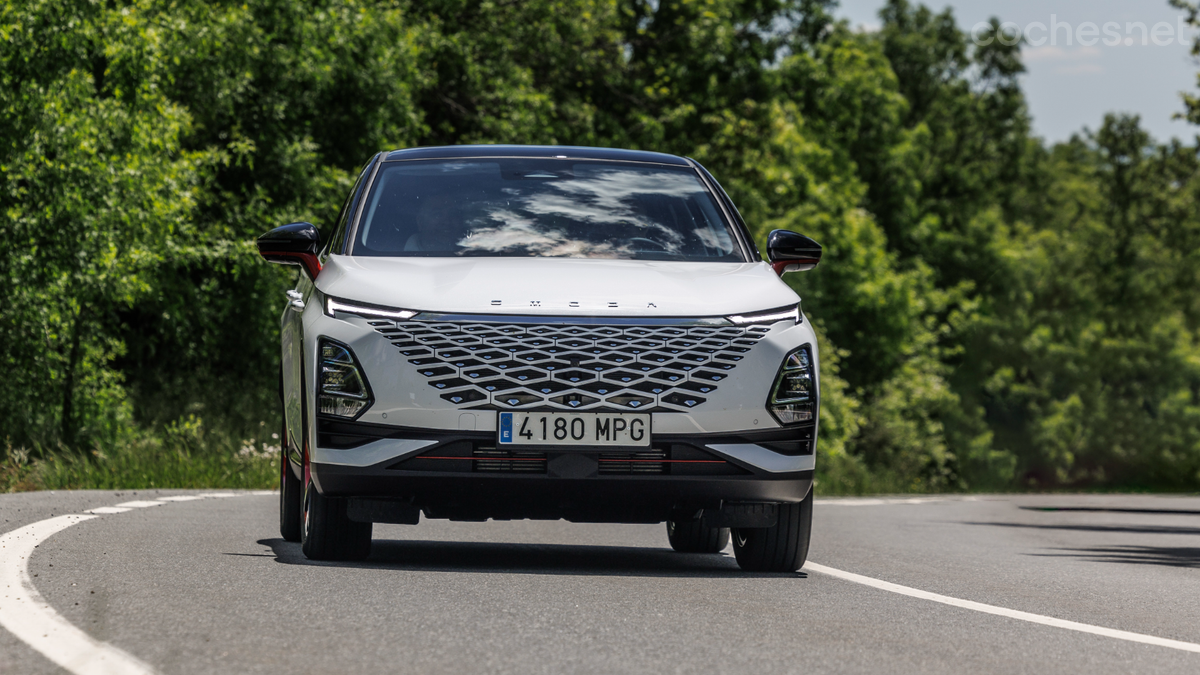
[258,145,822,572]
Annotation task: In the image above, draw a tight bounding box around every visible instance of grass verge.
[2,416,276,492]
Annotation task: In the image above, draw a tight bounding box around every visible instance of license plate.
[498,412,650,447]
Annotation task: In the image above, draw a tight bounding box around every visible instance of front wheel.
[732,489,813,572]
[301,481,372,561]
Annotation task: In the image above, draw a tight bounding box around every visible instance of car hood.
[316,256,799,318]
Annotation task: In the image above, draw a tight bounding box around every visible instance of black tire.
[732,489,813,572]
[301,481,372,561]
[666,519,730,553]
[279,445,303,542]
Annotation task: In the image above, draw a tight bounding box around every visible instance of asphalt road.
[1,490,1198,674]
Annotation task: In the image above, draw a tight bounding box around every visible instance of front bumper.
[309,419,814,523]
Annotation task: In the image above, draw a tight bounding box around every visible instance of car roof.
[383,144,691,166]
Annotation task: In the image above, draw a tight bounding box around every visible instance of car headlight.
[324,295,417,321]
[318,338,373,418]
[727,304,801,326]
[767,345,815,425]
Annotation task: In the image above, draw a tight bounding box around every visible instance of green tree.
[978,115,1200,488]
[0,0,207,450]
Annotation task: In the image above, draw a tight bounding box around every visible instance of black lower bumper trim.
[312,461,812,524]
[346,498,421,525]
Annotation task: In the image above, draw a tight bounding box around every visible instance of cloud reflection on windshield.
[457,170,703,257]
[460,209,632,258]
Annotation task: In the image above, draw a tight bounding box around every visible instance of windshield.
[351,159,745,261]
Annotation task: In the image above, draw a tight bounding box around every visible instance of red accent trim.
[262,250,323,280]
[421,456,544,461]
[302,431,311,487]
[772,259,819,276]
[599,459,725,463]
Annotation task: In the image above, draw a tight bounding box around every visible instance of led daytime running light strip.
[727,304,800,326]
[325,296,418,321]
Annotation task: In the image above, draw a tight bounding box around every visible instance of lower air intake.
[473,448,547,473]
[598,450,668,475]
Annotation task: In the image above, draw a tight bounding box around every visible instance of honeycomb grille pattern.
[370,319,773,412]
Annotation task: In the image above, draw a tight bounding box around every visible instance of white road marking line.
[0,515,159,675]
[806,562,1200,654]
[248,490,276,496]
[1,491,259,674]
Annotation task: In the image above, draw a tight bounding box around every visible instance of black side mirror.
[257,222,322,279]
[766,229,822,275]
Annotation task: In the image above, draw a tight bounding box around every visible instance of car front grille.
[369,318,773,412]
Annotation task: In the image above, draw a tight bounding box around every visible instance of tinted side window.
[693,163,761,261]
[322,155,377,259]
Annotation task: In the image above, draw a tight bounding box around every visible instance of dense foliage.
[2,0,1199,492]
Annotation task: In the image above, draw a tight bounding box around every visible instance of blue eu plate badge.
[499,412,513,444]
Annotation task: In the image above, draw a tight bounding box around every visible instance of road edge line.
[805,561,1200,654]
[0,514,159,675]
